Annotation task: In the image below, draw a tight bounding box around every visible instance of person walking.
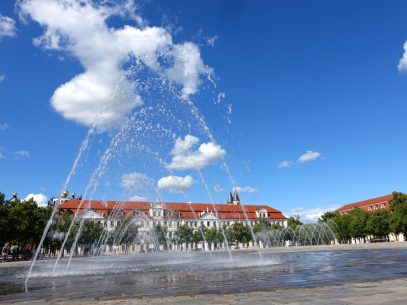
[10,244,18,261]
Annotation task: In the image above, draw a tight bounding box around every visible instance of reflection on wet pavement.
[1,248,407,302]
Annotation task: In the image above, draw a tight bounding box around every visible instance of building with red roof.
[56,190,287,239]
[336,194,393,214]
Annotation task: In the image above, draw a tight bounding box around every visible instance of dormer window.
[256,209,268,218]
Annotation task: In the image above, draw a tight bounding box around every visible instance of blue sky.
[1,0,407,222]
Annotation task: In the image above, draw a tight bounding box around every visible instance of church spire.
[232,188,240,205]
[227,191,233,204]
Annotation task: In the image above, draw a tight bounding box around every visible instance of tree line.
[320,192,407,242]
[1,191,406,259]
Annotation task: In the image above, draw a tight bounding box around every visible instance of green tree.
[389,192,407,240]
[0,204,10,246]
[153,223,168,247]
[287,215,302,230]
[366,209,390,240]
[319,211,338,223]
[7,198,52,247]
[79,220,104,246]
[389,192,407,208]
[331,212,352,243]
[348,208,369,242]
[204,227,224,249]
[192,230,202,248]
[174,224,193,244]
[0,192,5,206]
[231,222,252,247]
[253,217,271,233]
[47,211,75,255]
[121,222,139,245]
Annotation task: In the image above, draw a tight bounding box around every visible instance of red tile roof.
[336,194,393,213]
[57,200,287,220]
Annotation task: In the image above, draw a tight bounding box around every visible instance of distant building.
[336,193,406,242]
[336,194,393,214]
[56,191,287,239]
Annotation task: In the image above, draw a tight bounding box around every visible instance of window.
[110,221,114,227]
[368,206,372,211]
[374,205,378,210]
[207,221,210,227]
[153,211,157,217]
[381,203,385,209]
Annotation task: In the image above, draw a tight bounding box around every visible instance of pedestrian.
[10,244,17,261]
[1,243,9,262]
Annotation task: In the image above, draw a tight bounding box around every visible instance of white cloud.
[279,150,321,169]
[171,135,199,156]
[0,152,5,159]
[286,205,340,223]
[157,175,194,193]
[0,74,5,82]
[129,195,148,202]
[18,0,211,130]
[297,151,321,163]
[0,123,9,130]
[0,14,17,38]
[167,135,226,170]
[206,35,218,47]
[234,186,257,193]
[25,193,48,207]
[120,172,150,189]
[213,184,224,193]
[14,150,31,158]
[277,160,293,169]
[398,41,407,71]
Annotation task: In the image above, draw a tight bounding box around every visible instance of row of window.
[102,219,287,229]
[367,202,386,211]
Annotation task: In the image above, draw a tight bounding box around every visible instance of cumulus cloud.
[398,41,407,71]
[167,135,226,170]
[0,123,9,130]
[129,195,148,202]
[14,150,31,158]
[205,35,218,47]
[278,150,321,169]
[277,160,293,169]
[0,14,17,38]
[25,193,48,207]
[0,74,5,82]
[286,205,339,223]
[157,175,194,193]
[120,172,150,189]
[213,184,224,193]
[297,151,321,163]
[18,0,212,130]
[234,186,257,193]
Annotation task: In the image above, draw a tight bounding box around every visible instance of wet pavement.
[1,246,407,303]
